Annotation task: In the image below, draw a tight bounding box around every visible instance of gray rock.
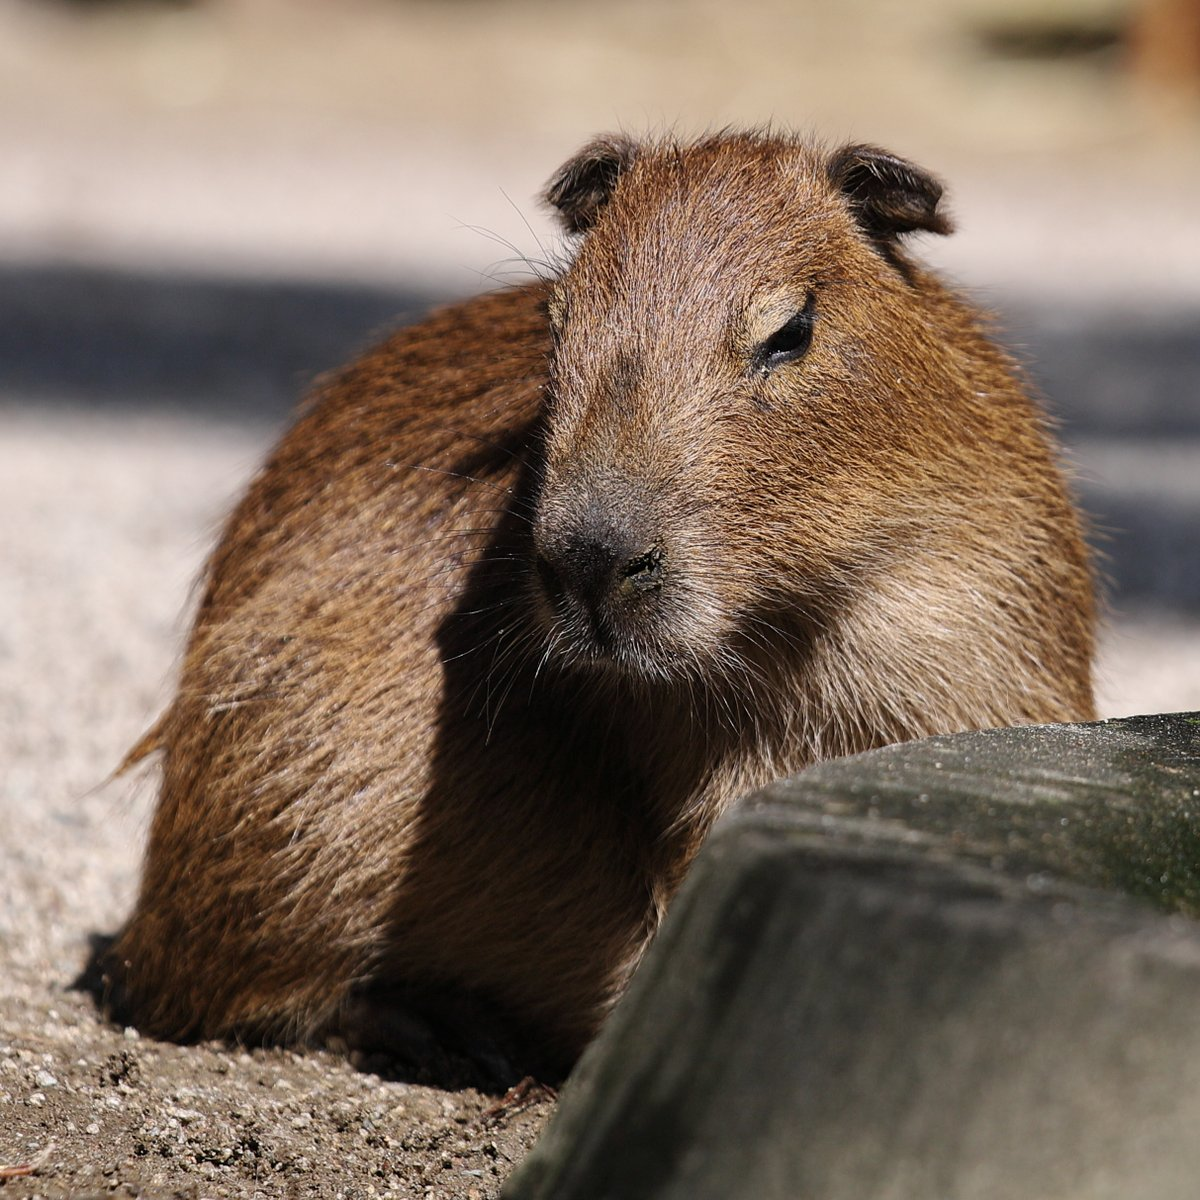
[506,713,1200,1200]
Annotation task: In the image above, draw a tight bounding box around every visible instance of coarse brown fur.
[102,131,1096,1076]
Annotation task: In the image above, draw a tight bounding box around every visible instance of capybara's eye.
[758,296,815,374]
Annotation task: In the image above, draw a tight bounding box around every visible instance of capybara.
[103,131,1096,1076]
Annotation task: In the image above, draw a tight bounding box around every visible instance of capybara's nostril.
[621,547,665,595]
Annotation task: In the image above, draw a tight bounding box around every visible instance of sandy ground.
[1,409,558,1200]
[2,0,1198,1195]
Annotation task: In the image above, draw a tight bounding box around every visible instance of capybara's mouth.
[532,564,728,689]
[536,573,673,680]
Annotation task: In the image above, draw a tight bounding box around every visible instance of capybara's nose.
[538,529,664,620]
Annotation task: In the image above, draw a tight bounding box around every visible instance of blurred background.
[3,0,1199,766]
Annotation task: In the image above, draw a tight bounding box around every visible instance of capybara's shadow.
[73,932,117,1009]
[358,416,654,1088]
[75,936,528,1091]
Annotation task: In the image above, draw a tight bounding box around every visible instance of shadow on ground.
[5,260,1197,608]
[0,261,445,420]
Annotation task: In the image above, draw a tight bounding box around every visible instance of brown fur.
[104,131,1096,1072]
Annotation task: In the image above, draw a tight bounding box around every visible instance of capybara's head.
[529,132,1004,686]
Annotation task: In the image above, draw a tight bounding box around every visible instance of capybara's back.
[105,131,1096,1073]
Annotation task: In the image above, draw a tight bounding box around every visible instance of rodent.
[102,131,1097,1077]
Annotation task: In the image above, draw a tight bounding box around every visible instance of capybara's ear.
[828,144,953,239]
[544,134,640,234]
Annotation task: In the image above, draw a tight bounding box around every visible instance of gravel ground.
[0,408,557,1199]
